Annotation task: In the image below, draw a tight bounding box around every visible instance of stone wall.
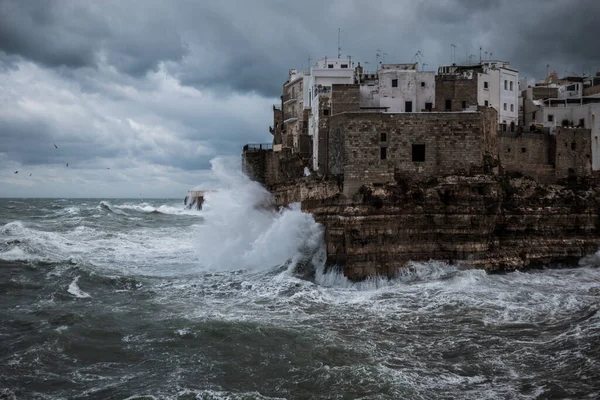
[435,75,478,111]
[327,109,499,196]
[242,147,271,184]
[331,84,360,114]
[317,94,331,174]
[499,133,553,165]
[555,128,592,179]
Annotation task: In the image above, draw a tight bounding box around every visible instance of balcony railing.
[243,143,273,151]
[282,93,297,104]
[283,113,298,123]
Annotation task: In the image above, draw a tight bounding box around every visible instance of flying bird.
[14,171,18,174]
[66,163,69,167]
[53,143,58,149]
[29,173,32,176]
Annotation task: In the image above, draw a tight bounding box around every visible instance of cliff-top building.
[436,61,519,131]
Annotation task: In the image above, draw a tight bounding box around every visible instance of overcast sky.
[1,0,599,198]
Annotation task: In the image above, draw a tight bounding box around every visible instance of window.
[445,99,452,111]
[504,80,508,90]
[484,100,489,107]
[571,142,577,151]
[380,132,387,142]
[328,64,334,68]
[507,147,511,153]
[521,147,527,153]
[380,147,387,160]
[462,101,467,109]
[421,82,425,87]
[548,114,554,122]
[510,104,514,112]
[502,122,507,132]
[510,121,515,132]
[323,109,329,116]
[504,103,507,111]
[405,101,413,112]
[341,64,348,68]
[510,81,513,91]
[579,118,585,127]
[412,144,426,162]
[425,102,432,111]
[392,79,398,88]
[484,82,489,89]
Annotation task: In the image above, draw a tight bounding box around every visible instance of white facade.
[306,57,355,170]
[445,61,519,127]
[377,64,435,112]
[535,102,600,170]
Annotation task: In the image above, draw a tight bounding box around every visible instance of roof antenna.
[337,28,342,58]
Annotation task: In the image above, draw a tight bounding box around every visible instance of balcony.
[243,143,273,152]
[283,113,298,123]
[282,93,297,104]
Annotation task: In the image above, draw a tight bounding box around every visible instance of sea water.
[1,158,599,399]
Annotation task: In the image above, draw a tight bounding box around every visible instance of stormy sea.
[1,161,600,400]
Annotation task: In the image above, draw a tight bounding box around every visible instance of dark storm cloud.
[1,0,599,197]
[0,0,188,76]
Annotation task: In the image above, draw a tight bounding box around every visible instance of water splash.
[195,157,325,273]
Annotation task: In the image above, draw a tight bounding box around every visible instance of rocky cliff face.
[272,174,600,281]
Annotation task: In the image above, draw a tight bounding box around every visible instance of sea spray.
[195,157,325,273]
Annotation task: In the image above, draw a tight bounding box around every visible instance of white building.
[534,100,600,170]
[376,63,435,112]
[438,61,519,129]
[305,57,356,170]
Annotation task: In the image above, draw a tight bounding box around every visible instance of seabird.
[66,163,69,167]
[14,171,18,174]
[29,173,32,176]
[53,143,58,149]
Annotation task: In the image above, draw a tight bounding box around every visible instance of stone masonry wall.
[499,133,553,165]
[328,109,498,196]
[331,84,360,114]
[435,75,479,111]
[555,128,592,179]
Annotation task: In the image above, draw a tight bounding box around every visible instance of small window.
[380,147,387,160]
[405,101,413,112]
[341,64,348,68]
[392,79,398,88]
[484,82,489,89]
[484,100,489,107]
[571,142,577,151]
[445,99,452,111]
[323,109,329,116]
[421,82,425,87]
[521,147,526,153]
[510,81,513,91]
[548,114,554,122]
[503,103,507,111]
[328,64,334,68]
[380,132,387,142]
[502,123,507,132]
[425,102,432,111]
[412,144,426,162]
[462,101,467,109]
[579,118,585,127]
[504,80,508,90]
[510,104,514,112]
[507,147,511,153]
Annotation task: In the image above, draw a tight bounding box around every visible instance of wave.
[67,276,91,298]
[97,201,201,216]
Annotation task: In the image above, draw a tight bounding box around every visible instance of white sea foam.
[68,276,91,298]
[193,157,324,272]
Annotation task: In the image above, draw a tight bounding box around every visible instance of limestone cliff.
[271,174,600,281]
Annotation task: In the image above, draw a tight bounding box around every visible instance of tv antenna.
[451,44,457,64]
[337,28,342,58]
[422,63,428,72]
